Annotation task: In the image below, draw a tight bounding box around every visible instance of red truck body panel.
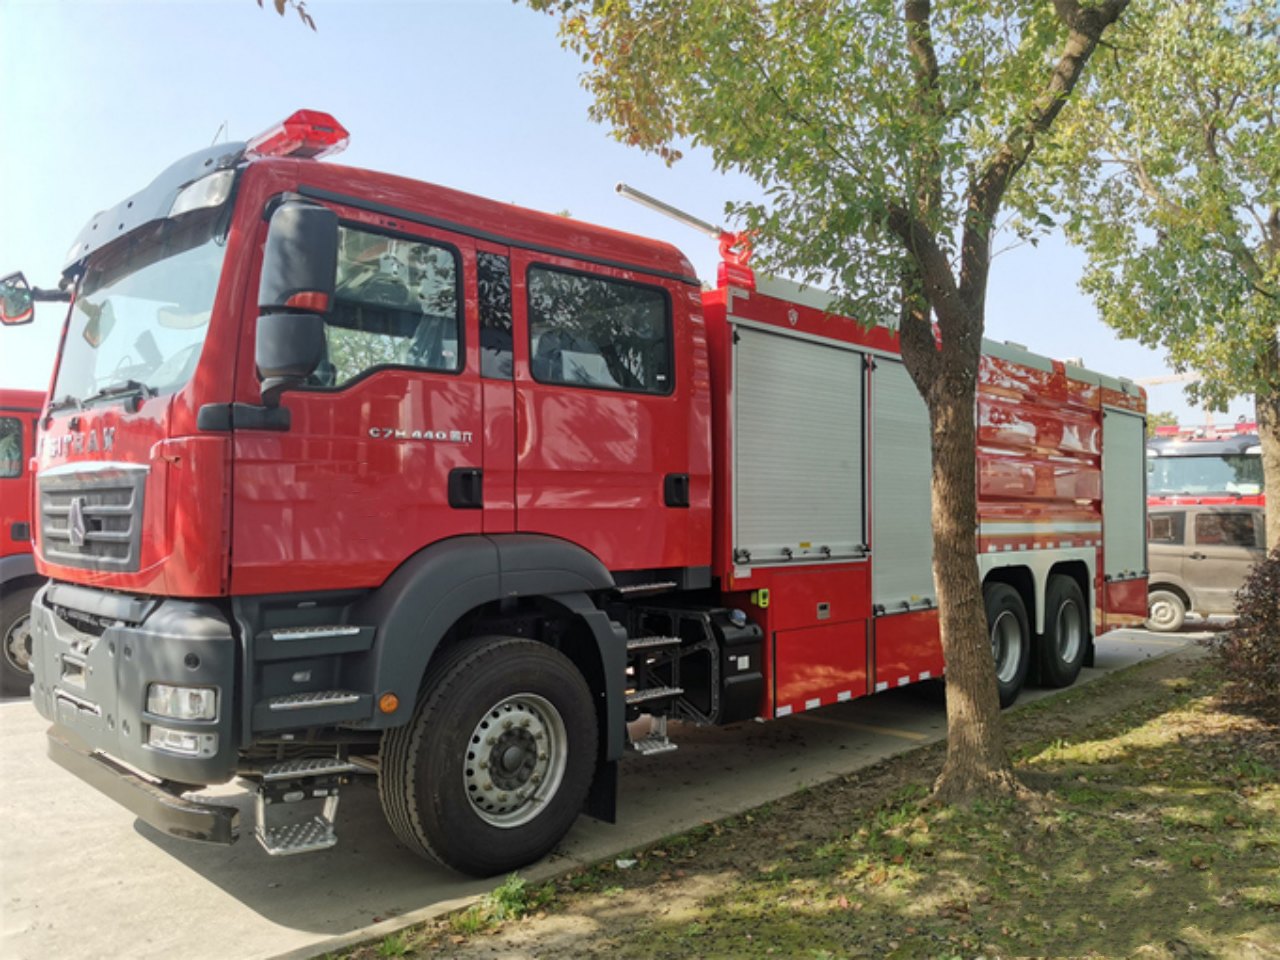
[0,389,42,564]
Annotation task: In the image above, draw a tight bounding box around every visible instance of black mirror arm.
[32,287,71,303]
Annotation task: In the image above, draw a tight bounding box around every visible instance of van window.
[315,226,461,386]
[1194,511,1260,548]
[527,266,671,395]
[0,417,21,478]
[1147,511,1184,544]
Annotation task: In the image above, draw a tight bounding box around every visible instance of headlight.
[147,724,218,758]
[169,169,235,218]
[147,683,218,721]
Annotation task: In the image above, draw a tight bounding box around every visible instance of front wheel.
[985,583,1031,709]
[379,637,598,877]
[1,585,37,698]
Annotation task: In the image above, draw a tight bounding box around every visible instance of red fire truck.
[5,112,1148,876]
[0,388,43,696]
[1147,422,1264,508]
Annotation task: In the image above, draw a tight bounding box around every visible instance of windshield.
[52,206,228,404]
[1147,453,1263,496]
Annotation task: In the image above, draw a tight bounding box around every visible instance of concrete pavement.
[0,628,1201,960]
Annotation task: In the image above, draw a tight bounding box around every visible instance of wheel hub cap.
[4,614,32,675]
[990,610,1023,684]
[464,693,568,828]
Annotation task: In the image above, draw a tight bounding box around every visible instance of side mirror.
[256,312,327,407]
[259,200,339,310]
[0,272,35,326]
[255,200,338,406]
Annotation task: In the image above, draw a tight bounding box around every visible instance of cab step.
[630,714,678,756]
[625,685,683,706]
[252,690,372,732]
[253,757,358,857]
[626,634,682,652]
[266,690,362,711]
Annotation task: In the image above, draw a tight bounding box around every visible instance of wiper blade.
[85,379,157,405]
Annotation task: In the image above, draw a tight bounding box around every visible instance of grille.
[39,463,147,573]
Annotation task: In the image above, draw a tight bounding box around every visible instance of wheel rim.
[464,693,568,829]
[1148,598,1178,629]
[4,612,33,677]
[990,610,1023,684]
[1056,599,1083,663]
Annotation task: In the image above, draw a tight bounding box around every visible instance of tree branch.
[961,0,1130,308]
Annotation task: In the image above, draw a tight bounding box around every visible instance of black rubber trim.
[297,185,702,288]
[196,402,291,432]
[45,581,158,625]
[47,725,239,845]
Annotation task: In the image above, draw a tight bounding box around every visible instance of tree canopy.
[526,0,1129,801]
[1040,0,1279,540]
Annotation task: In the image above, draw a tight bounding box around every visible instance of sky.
[0,0,1254,426]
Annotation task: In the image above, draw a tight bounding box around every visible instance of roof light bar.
[246,110,350,160]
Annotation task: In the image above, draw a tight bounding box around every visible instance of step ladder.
[625,634,682,755]
[253,757,358,856]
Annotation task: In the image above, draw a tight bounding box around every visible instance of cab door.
[1188,508,1266,615]
[232,212,489,595]
[509,252,690,573]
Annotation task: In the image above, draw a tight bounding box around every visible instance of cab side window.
[0,417,21,478]
[527,266,671,395]
[478,252,513,380]
[314,226,461,387]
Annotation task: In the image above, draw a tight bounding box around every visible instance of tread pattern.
[378,636,597,872]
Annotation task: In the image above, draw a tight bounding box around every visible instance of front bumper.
[47,724,239,844]
[29,582,239,785]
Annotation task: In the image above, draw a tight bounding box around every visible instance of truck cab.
[0,387,43,695]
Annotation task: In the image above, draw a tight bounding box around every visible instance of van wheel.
[1145,590,1186,633]
[985,583,1031,709]
[379,637,597,877]
[1,586,37,698]
[1040,575,1088,688]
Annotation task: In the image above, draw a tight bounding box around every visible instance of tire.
[1,585,37,698]
[984,583,1031,709]
[1039,575,1088,688]
[379,636,598,877]
[1145,589,1186,633]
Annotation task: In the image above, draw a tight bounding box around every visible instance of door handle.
[1189,552,1207,560]
[448,468,484,509]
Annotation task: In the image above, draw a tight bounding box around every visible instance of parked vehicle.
[1147,426,1263,508]
[0,388,43,696]
[5,111,1149,877]
[1146,504,1267,631]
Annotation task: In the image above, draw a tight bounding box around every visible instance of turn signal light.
[246,109,350,161]
[378,692,400,714]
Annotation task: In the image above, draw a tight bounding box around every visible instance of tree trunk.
[910,325,1019,804]
[1257,401,1280,555]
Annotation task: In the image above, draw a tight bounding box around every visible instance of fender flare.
[0,553,38,592]
[354,534,630,758]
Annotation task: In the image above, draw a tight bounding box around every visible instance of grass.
[343,655,1280,959]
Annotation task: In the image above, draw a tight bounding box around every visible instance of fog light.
[147,683,218,720]
[148,724,218,758]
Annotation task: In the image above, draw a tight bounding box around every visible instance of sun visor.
[62,141,246,279]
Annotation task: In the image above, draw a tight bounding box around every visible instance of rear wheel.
[379,636,598,876]
[1039,575,1088,688]
[1145,589,1186,632]
[1,585,37,698]
[984,583,1031,708]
